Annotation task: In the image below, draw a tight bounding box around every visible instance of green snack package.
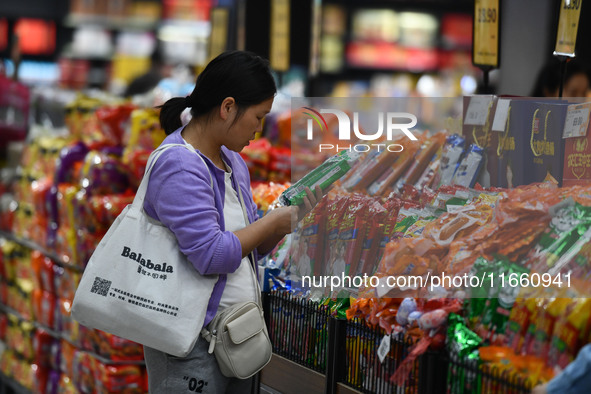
[466,257,501,327]
[447,313,483,394]
[328,295,350,319]
[525,200,591,272]
[480,258,529,343]
[280,150,360,206]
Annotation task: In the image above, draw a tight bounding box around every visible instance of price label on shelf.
[473,0,500,67]
[563,103,591,138]
[464,95,494,126]
[377,334,391,364]
[270,0,290,71]
[491,98,511,131]
[555,0,583,57]
[209,8,229,61]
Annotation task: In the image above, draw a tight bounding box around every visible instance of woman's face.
[546,72,590,98]
[564,73,590,98]
[225,97,274,152]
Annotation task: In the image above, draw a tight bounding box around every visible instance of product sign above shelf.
[64,13,160,31]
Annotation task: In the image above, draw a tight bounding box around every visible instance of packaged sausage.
[394,132,446,192]
[333,195,371,277]
[367,144,419,196]
[280,150,360,206]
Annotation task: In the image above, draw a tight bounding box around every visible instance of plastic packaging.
[280,151,360,206]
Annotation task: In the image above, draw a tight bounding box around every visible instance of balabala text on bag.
[121,246,174,273]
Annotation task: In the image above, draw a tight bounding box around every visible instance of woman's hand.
[265,205,299,236]
[261,185,323,236]
[250,185,325,256]
[531,383,548,394]
[297,185,324,222]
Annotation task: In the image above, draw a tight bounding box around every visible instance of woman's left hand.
[297,185,324,222]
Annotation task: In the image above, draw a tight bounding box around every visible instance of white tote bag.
[72,143,218,357]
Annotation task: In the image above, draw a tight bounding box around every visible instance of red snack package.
[33,328,54,368]
[331,194,370,277]
[31,176,53,221]
[39,255,56,294]
[294,197,328,278]
[95,362,144,393]
[268,146,291,183]
[548,298,591,370]
[95,103,137,148]
[504,298,534,354]
[357,199,388,276]
[322,190,349,275]
[32,363,49,394]
[526,297,572,361]
[32,289,56,329]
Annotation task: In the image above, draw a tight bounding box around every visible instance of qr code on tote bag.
[91,277,112,296]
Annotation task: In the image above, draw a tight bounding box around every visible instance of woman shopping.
[141,50,322,393]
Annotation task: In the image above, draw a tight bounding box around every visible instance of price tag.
[377,334,391,364]
[555,0,583,57]
[270,0,290,71]
[563,103,591,138]
[208,8,229,61]
[491,98,511,131]
[473,0,500,67]
[464,95,494,126]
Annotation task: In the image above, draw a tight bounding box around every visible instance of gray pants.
[144,339,253,393]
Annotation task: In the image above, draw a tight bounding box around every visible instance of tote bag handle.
[132,143,214,210]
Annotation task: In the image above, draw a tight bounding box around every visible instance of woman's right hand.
[266,205,299,236]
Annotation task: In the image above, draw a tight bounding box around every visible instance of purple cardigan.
[143,128,261,327]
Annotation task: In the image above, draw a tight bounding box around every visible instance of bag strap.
[236,184,263,306]
[132,143,214,209]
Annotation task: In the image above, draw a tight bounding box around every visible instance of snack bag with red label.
[294,197,328,278]
[96,103,137,147]
[357,199,389,277]
[505,296,537,354]
[547,298,591,370]
[330,195,370,278]
[269,146,292,183]
[240,138,271,182]
[322,191,349,276]
[526,297,572,360]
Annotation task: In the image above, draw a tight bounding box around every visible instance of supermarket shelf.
[260,354,326,394]
[0,371,31,394]
[0,304,145,367]
[336,383,362,394]
[64,14,159,31]
[0,230,83,273]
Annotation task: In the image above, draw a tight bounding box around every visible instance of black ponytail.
[158,50,277,135]
[158,97,188,135]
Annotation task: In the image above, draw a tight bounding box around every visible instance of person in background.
[123,42,168,97]
[532,343,591,394]
[142,50,322,393]
[531,57,590,98]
